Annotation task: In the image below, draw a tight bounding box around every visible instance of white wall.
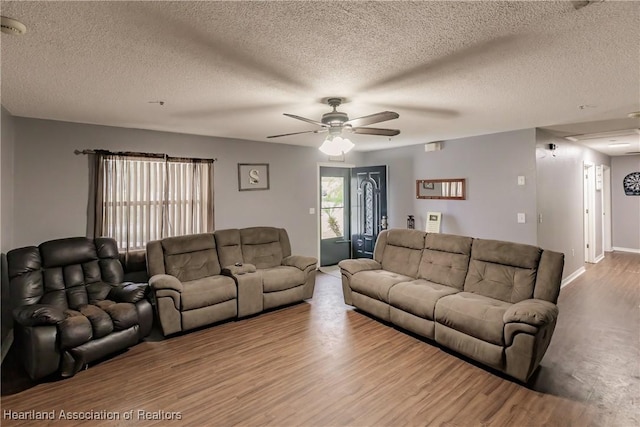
[1,107,15,253]
[12,117,360,257]
[1,106,16,356]
[611,155,640,252]
[535,129,611,279]
[361,129,538,245]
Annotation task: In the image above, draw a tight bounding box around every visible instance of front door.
[351,165,387,259]
[320,167,351,266]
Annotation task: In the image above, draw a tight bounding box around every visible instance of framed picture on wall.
[238,163,270,191]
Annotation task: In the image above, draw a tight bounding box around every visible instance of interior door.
[320,167,351,266]
[351,165,387,259]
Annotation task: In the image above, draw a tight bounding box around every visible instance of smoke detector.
[1,16,27,35]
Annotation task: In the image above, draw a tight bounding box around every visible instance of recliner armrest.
[338,259,382,275]
[13,304,66,327]
[282,255,317,271]
[503,299,558,326]
[149,274,183,293]
[222,263,257,276]
[108,282,149,303]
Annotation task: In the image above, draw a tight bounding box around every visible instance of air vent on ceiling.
[565,128,640,142]
[1,16,26,35]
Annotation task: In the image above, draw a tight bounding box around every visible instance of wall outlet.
[538,213,543,223]
[517,213,526,223]
[518,176,526,186]
[309,208,315,215]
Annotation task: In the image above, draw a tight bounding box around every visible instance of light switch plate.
[517,213,526,223]
[309,208,315,214]
[517,176,526,186]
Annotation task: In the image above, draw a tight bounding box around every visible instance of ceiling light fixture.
[319,134,354,156]
[608,142,631,148]
[1,16,27,35]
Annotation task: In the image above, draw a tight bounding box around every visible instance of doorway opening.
[319,166,351,267]
[583,162,596,263]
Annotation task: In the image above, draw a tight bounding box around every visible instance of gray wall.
[611,155,640,251]
[535,129,611,279]
[1,106,16,357]
[11,117,355,257]
[362,129,538,245]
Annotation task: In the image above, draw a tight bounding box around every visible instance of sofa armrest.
[13,304,66,327]
[282,255,317,271]
[108,282,149,303]
[503,299,558,326]
[149,274,184,293]
[222,263,257,276]
[338,258,382,275]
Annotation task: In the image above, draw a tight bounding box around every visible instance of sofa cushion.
[435,292,511,346]
[214,229,244,268]
[79,304,113,338]
[464,239,541,303]
[389,279,459,320]
[181,276,237,311]
[165,249,221,282]
[380,229,425,278]
[418,234,472,290]
[261,266,305,293]
[351,270,414,303]
[102,302,138,330]
[240,227,284,268]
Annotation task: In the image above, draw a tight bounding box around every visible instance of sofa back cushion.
[418,233,472,290]
[464,239,542,303]
[161,233,221,282]
[378,229,426,278]
[239,227,286,269]
[214,229,244,268]
[8,237,122,310]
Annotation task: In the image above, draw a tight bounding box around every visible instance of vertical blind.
[94,153,214,251]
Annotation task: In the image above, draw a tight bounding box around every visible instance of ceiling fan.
[267,98,400,154]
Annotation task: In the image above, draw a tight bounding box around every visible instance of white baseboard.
[1,329,13,363]
[612,246,640,254]
[561,267,586,289]
[594,253,605,263]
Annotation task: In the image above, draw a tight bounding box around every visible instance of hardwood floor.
[1,252,638,426]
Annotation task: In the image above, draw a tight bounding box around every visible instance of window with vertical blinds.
[97,154,214,251]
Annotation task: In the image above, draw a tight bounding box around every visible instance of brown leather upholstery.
[8,237,152,380]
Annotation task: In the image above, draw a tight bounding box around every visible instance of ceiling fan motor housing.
[321,111,349,126]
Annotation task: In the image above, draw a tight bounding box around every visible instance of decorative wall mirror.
[416,178,466,200]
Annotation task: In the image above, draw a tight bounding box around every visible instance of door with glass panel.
[320,167,351,266]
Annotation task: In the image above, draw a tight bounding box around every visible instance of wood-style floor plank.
[1,251,638,426]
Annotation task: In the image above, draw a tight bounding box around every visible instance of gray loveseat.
[147,227,317,336]
[339,229,564,382]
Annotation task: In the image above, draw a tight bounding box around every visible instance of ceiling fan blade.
[351,127,401,137]
[267,129,327,138]
[283,113,328,127]
[344,111,399,127]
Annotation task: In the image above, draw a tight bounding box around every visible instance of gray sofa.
[147,227,317,335]
[339,229,564,382]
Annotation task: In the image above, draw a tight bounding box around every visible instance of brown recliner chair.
[8,237,153,380]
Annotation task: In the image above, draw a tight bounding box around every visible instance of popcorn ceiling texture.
[1,1,638,151]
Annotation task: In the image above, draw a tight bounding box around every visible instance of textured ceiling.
[1,1,639,154]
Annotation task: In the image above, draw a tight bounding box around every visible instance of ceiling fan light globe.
[318,140,344,156]
[339,138,355,153]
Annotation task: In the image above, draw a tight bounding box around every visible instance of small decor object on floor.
[623,172,640,196]
[238,163,269,191]
[407,215,415,229]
